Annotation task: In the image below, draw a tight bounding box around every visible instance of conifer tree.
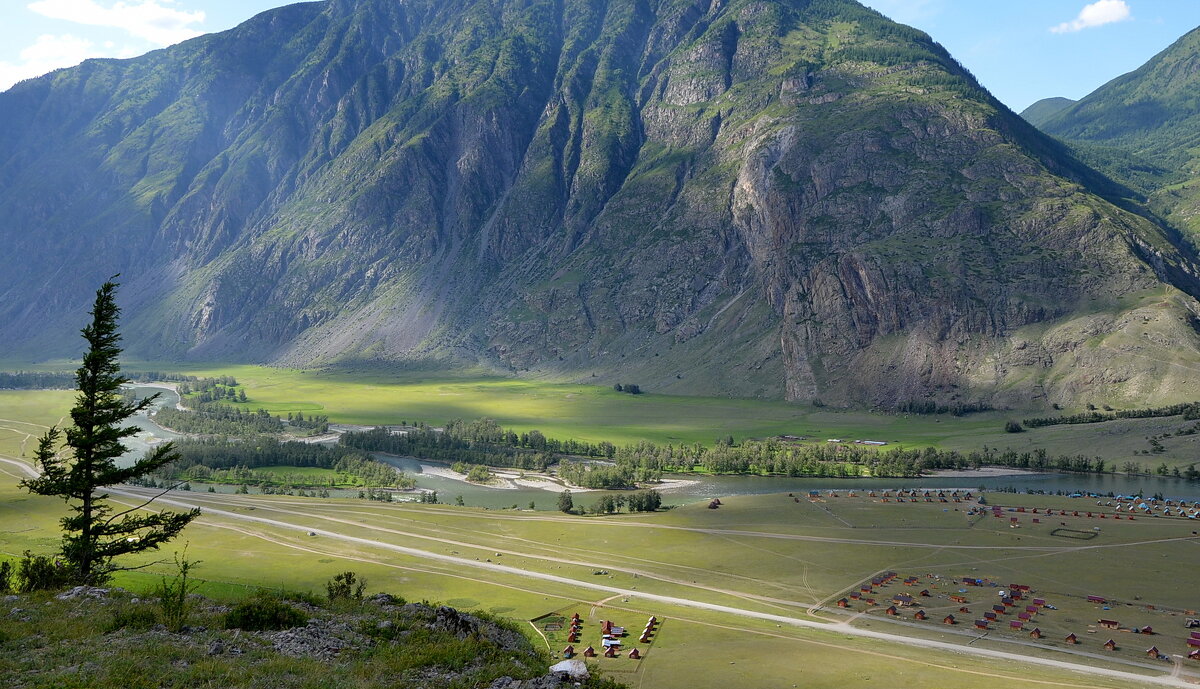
[21,280,199,586]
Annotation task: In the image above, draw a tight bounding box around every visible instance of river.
[124,385,1200,510]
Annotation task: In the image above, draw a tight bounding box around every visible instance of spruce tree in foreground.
[21,280,199,586]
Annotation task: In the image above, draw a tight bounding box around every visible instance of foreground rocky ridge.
[0,586,604,689]
[3,0,1200,406]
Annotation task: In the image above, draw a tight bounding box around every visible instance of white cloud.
[1051,0,1132,34]
[27,0,206,46]
[0,34,95,91]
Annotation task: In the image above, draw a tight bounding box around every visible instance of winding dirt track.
[1,455,1192,687]
[86,480,1194,688]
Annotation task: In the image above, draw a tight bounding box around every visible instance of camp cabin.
[1146,646,1160,658]
[563,645,575,658]
[628,649,641,660]
[943,615,956,625]
[1065,633,1078,644]
[1029,628,1042,639]
[1098,619,1119,630]
[1103,639,1117,651]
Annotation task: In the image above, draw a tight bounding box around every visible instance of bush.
[326,571,367,602]
[224,594,308,631]
[157,549,200,632]
[0,560,12,594]
[1004,420,1024,433]
[16,551,71,592]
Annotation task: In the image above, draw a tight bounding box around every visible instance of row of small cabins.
[804,490,975,502]
[563,615,657,661]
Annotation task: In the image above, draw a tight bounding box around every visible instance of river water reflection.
[124,385,1200,510]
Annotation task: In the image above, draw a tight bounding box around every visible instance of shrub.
[224,595,307,631]
[0,560,12,594]
[1004,420,1024,433]
[16,551,71,592]
[156,549,201,632]
[326,571,367,602]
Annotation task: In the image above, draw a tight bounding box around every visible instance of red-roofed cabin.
[885,606,899,616]
[567,632,579,643]
[974,620,989,630]
[919,589,930,597]
[1189,649,1200,660]
[1104,639,1117,651]
[959,606,970,614]
[950,595,967,603]
[1029,628,1042,639]
[1026,605,1038,613]
[604,647,617,658]
[1140,626,1153,635]
[1087,595,1106,603]
[943,615,956,625]
[1018,612,1031,621]
[992,604,1006,613]
[837,598,849,608]
[571,613,581,620]
[1065,633,1078,644]
[914,610,927,620]
[583,646,596,657]
[1010,621,1023,629]
[1147,647,1160,658]
[563,645,575,658]
[1187,638,1200,648]
[1098,619,1119,630]
[629,649,641,660]
[984,612,997,620]
[639,634,650,644]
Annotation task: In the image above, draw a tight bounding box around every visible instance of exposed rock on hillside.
[3,0,1200,406]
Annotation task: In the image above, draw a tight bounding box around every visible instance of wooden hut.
[885,606,899,616]
[1029,628,1042,639]
[563,645,575,658]
[836,598,849,608]
[629,649,641,660]
[583,646,596,658]
[943,615,956,625]
[1065,633,1078,644]
[974,620,989,630]
[1098,619,1119,630]
[1103,639,1117,651]
[1146,646,1160,658]
[604,646,617,658]
[914,610,927,621]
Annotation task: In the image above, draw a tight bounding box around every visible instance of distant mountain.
[1020,97,1076,127]
[4,0,1200,408]
[1038,26,1200,234]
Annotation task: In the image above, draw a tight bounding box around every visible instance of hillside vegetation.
[3,0,1200,407]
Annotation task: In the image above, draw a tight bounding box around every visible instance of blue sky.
[1,0,1199,112]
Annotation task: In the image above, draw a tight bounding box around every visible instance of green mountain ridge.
[1037,26,1200,235]
[1020,96,1076,127]
[3,0,1200,408]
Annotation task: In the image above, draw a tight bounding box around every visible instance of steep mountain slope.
[1020,96,1076,127]
[1038,26,1200,234]
[3,0,1200,407]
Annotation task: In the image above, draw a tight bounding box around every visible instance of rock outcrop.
[3,0,1200,406]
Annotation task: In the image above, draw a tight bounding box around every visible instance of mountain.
[1037,26,1200,234]
[1020,97,1076,127]
[4,0,1200,407]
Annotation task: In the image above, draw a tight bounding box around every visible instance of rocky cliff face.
[3,0,1200,407]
